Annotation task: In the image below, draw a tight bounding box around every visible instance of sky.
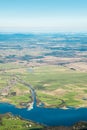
[0,0,87,32]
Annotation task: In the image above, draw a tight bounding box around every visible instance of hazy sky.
[0,0,87,32]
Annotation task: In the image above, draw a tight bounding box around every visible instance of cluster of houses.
[0,77,17,97]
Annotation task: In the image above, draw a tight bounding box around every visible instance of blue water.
[0,103,87,126]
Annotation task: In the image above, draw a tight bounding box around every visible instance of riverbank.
[45,121,87,130]
[0,64,87,108]
[0,113,44,130]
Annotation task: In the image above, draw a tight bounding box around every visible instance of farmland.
[0,33,87,108]
[0,63,87,108]
[0,114,43,130]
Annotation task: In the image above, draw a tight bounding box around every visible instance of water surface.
[0,103,87,126]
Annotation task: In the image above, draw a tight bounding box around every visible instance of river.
[0,102,87,126]
[0,75,87,126]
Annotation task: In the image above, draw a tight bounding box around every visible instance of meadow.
[0,114,43,130]
[0,63,87,108]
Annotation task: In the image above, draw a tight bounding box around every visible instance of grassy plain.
[0,63,87,108]
[0,114,43,130]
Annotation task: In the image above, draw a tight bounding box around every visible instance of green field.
[0,114,43,130]
[0,63,87,108]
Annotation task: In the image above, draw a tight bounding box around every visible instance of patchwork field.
[0,62,87,108]
[0,33,87,130]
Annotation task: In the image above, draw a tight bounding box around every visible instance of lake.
[0,102,87,126]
